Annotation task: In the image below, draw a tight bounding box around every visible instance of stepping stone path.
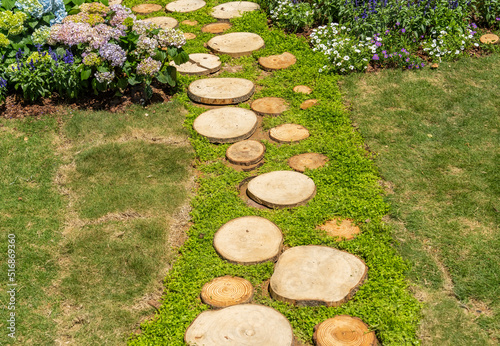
[258,52,296,71]
[202,22,232,34]
[480,34,499,44]
[142,16,178,29]
[211,1,260,20]
[201,276,254,308]
[317,218,361,241]
[270,245,368,306]
[251,97,288,116]
[213,216,283,264]
[184,32,196,40]
[288,153,328,172]
[226,140,265,166]
[301,99,319,110]
[207,32,265,57]
[247,171,316,208]
[193,107,258,143]
[132,4,162,14]
[170,53,221,76]
[293,85,312,94]
[313,315,377,346]
[188,78,255,105]
[166,0,205,13]
[185,304,294,345]
[181,19,198,26]
[269,124,310,143]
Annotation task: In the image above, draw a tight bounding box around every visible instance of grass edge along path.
[127,5,421,346]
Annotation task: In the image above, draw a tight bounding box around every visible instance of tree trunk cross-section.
[313,315,378,346]
[132,4,162,14]
[288,153,328,172]
[211,1,260,20]
[170,53,221,76]
[201,276,254,308]
[269,124,310,143]
[166,0,205,13]
[187,78,255,105]
[202,22,232,34]
[208,32,265,58]
[142,16,178,29]
[258,52,296,71]
[270,245,368,307]
[480,34,499,44]
[226,140,266,166]
[251,97,289,116]
[293,85,312,94]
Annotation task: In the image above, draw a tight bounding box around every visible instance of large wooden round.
[293,85,312,94]
[317,218,361,241]
[270,245,368,307]
[213,216,283,265]
[258,52,296,71]
[202,22,232,34]
[185,304,294,346]
[108,0,122,6]
[166,0,205,12]
[188,78,255,105]
[251,97,288,116]
[313,315,377,346]
[226,140,265,165]
[142,16,178,29]
[208,32,265,58]
[288,153,328,172]
[170,53,221,76]
[269,124,310,143]
[201,276,254,308]
[193,107,258,143]
[480,34,499,44]
[132,4,162,14]
[211,1,260,20]
[247,171,316,208]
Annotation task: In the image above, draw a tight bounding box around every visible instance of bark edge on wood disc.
[258,52,296,71]
[132,4,163,14]
[187,78,255,105]
[313,315,378,346]
[251,97,289,116]
[288,153,328,172]
[480,34,499,44]
[201,276,254,308]
[226,140,266,165]
[317,218,361,241]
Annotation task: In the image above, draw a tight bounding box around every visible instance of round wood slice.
[188,78,255,105]
[193,107,258,143]
[166,0,205,12]
[182,19,198,26]
[317,218,361,241]
[301,99,318,110]
[211,1,260,20]
[132,4,162,14]
[288,153,328,172]
[251,97,289,116]
[108,0,122,6]
[185,304,294,345]
[270,245,368,307]
[142,16,178,29]
[213,216,283,265]
[269,124,310,143]
[247,171,316,208]
[170,53,221,76]
[226,140,265,165]
[201,276,254,308]
[184,32,196,40]
[313,315,377,346]
[202,22,232,34]
[480,34,499,44]
[293,85,312,94]
[258,52,296,71]
[208,32,265,58]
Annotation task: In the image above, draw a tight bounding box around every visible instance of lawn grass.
[341,53,500,345]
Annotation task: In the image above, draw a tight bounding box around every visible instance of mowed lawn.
[342,53,499,345]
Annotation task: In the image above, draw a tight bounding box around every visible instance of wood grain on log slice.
[201,276,254,308]
[185,304,294,346]
[247,171,316,208]
[170,53,221,76]
[301,99,319,110]
[132,4,162,14]
[184,32,196,39]
[258,52,296,71]
[166,0,205,12]
[208,32,265,57]
[288,153,328,172]
[251,97,289,116]
[202,22,232,34]
[317,218,361,241]
[269,124,310,143]
[108,0,122,5]
[182,19,198,25]
[188,78,255,105]
[270,245,368,307]
[211,1,260,20]
[213,216,283,264]
[193,107,258,143]
[142,16,178,29]
[480,34,499,44]
[226,140,265,165]
[293,85,312,94]
[313,315,377,346]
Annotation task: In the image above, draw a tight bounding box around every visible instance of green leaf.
[173,50,189,65]
[117,78,128,90]
[81,68,92,81]
[128,76,141,86]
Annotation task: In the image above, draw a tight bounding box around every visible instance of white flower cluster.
[269,0,316,30]
[422,27,478,62]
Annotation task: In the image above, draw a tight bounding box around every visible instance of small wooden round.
[258,52,296,71]
[201,276,254,308]
[202,22,232,34]
[480,34,499,44]
[293,85,312,94]
[132,4,162,14]
[187,78,255,105]
[313,315,378,346]
[288,153,328,172]
[226,140,265,165]
[251,97,288,116]
[301,99,319,110]
[269,124,310,143]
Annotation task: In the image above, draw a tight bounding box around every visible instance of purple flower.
[99,43,127,67]
[375,41,382,47]
[401,28,406,33]
[0,78,7,89]
[396,21,400,26]
[137,57,161,76]
[421,62,425,67]
[372,54,379,60]
[496,17,500,21]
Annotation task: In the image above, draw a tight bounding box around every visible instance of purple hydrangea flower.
[99,43,127,67]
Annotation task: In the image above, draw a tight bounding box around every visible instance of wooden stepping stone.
[288,153,328,172]
[213,216,283,264]
[293,85,312,94]
[269,124,309,143]
[132,4,162,14]
[188,78,255,105]
[317,218,361,241]
[142,16,178,29]
[211,1,260,20]
[185,304,294,345]
[301,99,318,110]
[108,0,122,5]
[258,52,296,71]
[170,53,221,76]
[207,32,265,58]
[226,140,265,165]
[313,315,377,346]
[193,107,258,143]
[166,0,205,13]
[184,32,196,40]
[181,19,198,26]
[201,276,254,308]
[270,245,368,307]
[247,171,316,208]
[480,34,499,44]
[251,97,288,116]
[202,22,232,34]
